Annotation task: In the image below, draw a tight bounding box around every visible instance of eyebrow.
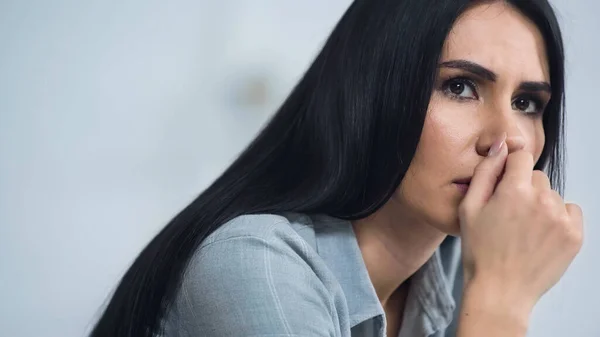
[439,59,552,94]
[440,59,497,81]
[517,81,552,94]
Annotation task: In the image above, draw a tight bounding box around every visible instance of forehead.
[442,2,550,82]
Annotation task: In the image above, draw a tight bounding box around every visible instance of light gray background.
[0,1,597,336]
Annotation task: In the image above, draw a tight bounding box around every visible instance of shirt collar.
[312,215,384,327]
[311,214,458,333]
[410,244,458,333]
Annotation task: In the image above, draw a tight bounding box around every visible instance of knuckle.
[570,228,584,246]
[557,213,579,237]
[566,213,583,234]
[512,182,531,195]
[537,190,558,209]
[565,225,584,252]
[548,210,568,229]
[532,170,550,183]
[496,182,528,199]
[557,212,571,227]
[567,203,584,220]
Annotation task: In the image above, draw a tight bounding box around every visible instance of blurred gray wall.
[0,1,597,336]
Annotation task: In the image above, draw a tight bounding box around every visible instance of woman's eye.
[443,79,478,100]
[512,97,541,114]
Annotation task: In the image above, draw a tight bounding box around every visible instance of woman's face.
[396,2,551,236]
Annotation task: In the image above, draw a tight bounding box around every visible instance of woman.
[91,0,583,336]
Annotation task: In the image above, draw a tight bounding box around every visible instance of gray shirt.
[163,213,463,337]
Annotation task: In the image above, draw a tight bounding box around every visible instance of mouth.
[453,177,472,184]
[453,177,471,193]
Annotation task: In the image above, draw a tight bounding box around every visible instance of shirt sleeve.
[167,223,338,337]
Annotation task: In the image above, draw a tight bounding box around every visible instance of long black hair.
[91,0,566,335]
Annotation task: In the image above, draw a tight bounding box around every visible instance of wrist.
[459,277,534,336]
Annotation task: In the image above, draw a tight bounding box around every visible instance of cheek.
[397,105,472,211]
[405,96,480,191]
[421,100,457,149]
[417,102,475,165]
[408,113,454,177]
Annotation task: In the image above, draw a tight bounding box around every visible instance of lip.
[453,177,472,184]
[453,177,471,194]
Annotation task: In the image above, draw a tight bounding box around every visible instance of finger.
[462,134,508,212]
[501,150,535,186]
[532,170,551,191]
[566,203,584,248]
[566,203,583,229]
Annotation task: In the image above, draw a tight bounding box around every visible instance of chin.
[435,224,461,237]
[428,212,462,237]
[445,228,461,237]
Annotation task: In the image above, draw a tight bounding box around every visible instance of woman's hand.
[456,134,583,336]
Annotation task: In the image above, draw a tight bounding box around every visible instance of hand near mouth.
[456,133,583,337]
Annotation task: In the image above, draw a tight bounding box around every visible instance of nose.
[476,113,526,156]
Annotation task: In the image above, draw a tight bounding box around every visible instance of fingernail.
[488,133,507,157]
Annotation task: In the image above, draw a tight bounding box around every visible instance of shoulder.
[189,213,323,287]
[196,213,319,264]
[200,213,316,249]
[164,213,341,336]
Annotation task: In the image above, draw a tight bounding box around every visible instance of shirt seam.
[264,235,294,335]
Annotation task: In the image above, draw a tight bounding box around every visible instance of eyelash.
[440,77,479,100]
[439,76,546,115]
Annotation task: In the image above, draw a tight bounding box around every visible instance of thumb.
[462,133,508,213]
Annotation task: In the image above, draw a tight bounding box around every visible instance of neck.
[352,198,447,306]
